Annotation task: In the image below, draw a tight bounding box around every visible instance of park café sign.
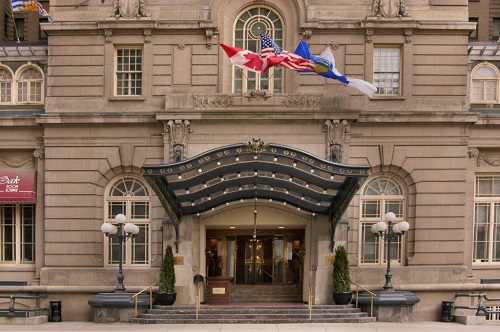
[0,171,37,202]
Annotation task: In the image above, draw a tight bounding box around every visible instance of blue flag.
[293,40,376,97]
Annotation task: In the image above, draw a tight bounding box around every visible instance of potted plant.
[332,245,352,305]
[157,245,176,305]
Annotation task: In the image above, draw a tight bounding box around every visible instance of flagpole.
[9,1,20,43]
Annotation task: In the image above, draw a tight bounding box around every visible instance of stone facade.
[1,0,500,323]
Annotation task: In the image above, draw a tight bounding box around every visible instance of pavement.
[1,322,500,332]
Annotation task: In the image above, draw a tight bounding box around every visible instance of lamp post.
[370,212,410,291]
[100,213,139,293]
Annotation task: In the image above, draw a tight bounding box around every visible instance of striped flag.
[12,1,52,22]
[259,34,315,74]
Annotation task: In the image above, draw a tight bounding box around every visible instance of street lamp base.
[357,290,420,322]
[88,292,150,323]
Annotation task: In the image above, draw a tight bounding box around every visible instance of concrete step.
[131,304,376,324]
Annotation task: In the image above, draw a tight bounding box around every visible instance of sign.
[212,287,226,295]
[174,256,184,265]
[0,171,37,203]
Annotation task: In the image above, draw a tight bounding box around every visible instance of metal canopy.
[142,139,370,251]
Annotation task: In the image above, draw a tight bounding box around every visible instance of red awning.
[0,171,37,203]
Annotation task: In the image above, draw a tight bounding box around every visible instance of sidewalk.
[1,322,500,332]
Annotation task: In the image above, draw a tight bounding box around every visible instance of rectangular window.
[0,81,12,103]
[474,176,500,263]
[4,14,9,38]
[0,204,35,264]
[105,200,150,267]
[14,18,24,41]
[115,48,143,96]
[493,18,500,39]
[39,18,48,40]
[469,18,478,39]
[374,47,401,96]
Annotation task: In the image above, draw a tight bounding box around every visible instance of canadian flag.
[219,43,263,73]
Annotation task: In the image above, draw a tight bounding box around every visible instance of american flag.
[260,34,315,74]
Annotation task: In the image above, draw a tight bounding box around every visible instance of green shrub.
[159,245,176,293]
[332,245,351,292]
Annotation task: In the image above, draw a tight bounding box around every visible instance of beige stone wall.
[3,0,500,322]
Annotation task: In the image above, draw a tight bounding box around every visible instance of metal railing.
[0,294,48,318]
[132,283,156,317]
[351,280,377,317]
[308,282,313,319]
[195,282,202,320]
[455,292,500,320]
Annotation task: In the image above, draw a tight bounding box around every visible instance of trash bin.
[441,301,454,322]
[49,300,62,322]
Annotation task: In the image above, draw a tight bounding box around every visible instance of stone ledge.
[454,315,500,325]
[0,316,48,325]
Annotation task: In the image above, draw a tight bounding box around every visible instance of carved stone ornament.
[243,90,272,99]
[105,29,113,44]
[108,0,151,19]
[282,95,321,108]
[165,120,191,162]
[365,29,374,44]
[0,156,35,168]
[324,120,350,163]
[369,0,410,19]
[246,138,269,155]
[469,148,500,167]
[194,94,235,108]
[144,29,152,43]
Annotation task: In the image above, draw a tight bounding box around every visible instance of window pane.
[21,205,35,262]
[116,48,143,96]
[1,205,15,262]
[474,202,490,262]
[374,48,400,96]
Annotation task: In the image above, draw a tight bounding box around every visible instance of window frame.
[114,46,143,97]
[473,175,500,264]
[0,65,14,104]
[373,46,402,97]
[469,17,478,39]
[470,62,500,104]
[104,176,152,267]
[232,5,284,93]
[15,63,44,104]
[0,204,35,265]
[359,175,407,266]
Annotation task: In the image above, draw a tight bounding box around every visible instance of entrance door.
[206,229,305,285]
[236,236,274,284]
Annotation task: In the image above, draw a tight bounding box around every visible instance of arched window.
[471,63,500,103]
[16,65,43,104]
[104,176,151,267]
[233,6,283,93]
[0,66,13,104]
[359,175,406,265]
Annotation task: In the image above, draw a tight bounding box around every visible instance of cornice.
[357,112,480,124]
[35,113,157,125]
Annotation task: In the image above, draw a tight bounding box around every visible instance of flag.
[293,40,376,98]
[259,34,315,74]
[12,1,52,22]
[219,43,263,73]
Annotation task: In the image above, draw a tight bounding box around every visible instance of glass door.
[235,236,274,284]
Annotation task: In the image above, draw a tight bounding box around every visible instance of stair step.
[131,304,376,324]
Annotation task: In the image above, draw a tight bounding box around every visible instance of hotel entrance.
[206,229,304,285]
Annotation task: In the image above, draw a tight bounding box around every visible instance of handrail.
[0,294,48,318]
[195,282,202,320]
[351,280,376,317]
[132,283,156,317]
[455,292,500,318]
[308,282,313,319]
